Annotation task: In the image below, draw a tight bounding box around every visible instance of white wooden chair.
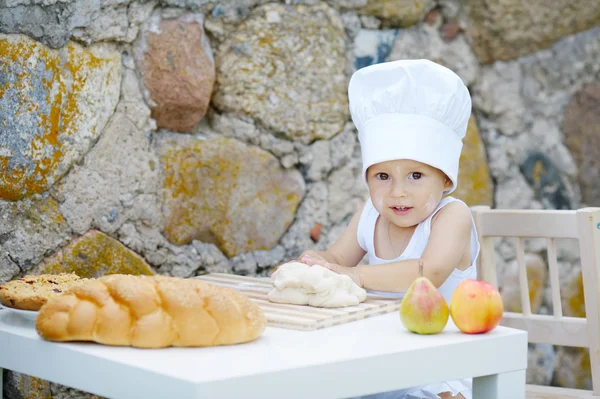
[471,206,600,399]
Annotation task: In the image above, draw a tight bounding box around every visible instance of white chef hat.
[348,59,472,194]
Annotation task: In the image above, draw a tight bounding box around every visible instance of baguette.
[35,274,266,348]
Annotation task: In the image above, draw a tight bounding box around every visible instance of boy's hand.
[321,262,363,288]
[298,250,328,266]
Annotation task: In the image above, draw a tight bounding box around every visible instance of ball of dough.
[268,262,367,308]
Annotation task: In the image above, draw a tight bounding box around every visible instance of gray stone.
[192,244,231,274]
[165,246,202,278]
[0,0,96,48]
[0,198,71,272]
[514,120,578,178]
[281,154,299,169]
[563,83,600,206]
[0,0,152,48]
[72,2,141,44]
[55,68,162,235]
[211,244,284,275]
[116,222,228,277]
[1,0,65,5]
[481,132,514,184]
[254,245,286,269]
[555,239,581,263]
[353,28,398,70]
[465,0,600,63]
[168,0,271,23]
[359,15,380,29]
[495,238,516,264]
[230,252,258,275]
[526,344,556,386]
[388,23,479,86]
[494,174,537,209]
[158,0,212,9]
[281,182,329,258]
[330,123,358,170]
[71,0,155,45]
[521,152,573,210]
[0,247,20,283]
[340,11,361,39]
[209,112,297,160]
[492,251,510,289]
[438,0,463,20]
[472,62,525,136]
[327,160,367,224]
[524,237,548,255]
[325,0,367,9]
[520,27,600,120]
[212,2,348,143]
[304,140,332,182]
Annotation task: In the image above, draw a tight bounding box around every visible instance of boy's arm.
[300,203,367,267]
[326,201,473,291]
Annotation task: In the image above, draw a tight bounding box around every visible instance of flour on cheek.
[373,196,385,213]
[425,193,438,214]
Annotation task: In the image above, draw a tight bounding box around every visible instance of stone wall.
[0,0,599,397]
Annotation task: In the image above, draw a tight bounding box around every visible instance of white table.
[0,308,527,399]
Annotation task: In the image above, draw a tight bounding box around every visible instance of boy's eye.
[410,172,422,180]
[376,173,389,180]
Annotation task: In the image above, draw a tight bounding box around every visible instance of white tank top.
[356,196,479,303]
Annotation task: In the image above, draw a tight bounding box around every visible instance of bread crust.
[35,274,266,348]
[0,273,85,311]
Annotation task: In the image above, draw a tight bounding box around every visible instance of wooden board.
[195,273,403,331]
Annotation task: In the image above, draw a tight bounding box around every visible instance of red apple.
[450,279,504,334]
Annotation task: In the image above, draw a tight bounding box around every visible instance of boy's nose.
[390,181,407,198]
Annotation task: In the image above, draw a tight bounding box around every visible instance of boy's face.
[366,159,452,228]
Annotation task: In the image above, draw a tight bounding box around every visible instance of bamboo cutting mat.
[195,273,403,331]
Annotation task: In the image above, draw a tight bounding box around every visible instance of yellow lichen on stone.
[554,270,592,389]
[160,137,304,257]
[20,196,68,233]
[451,115,494,206]
[0,34,121,201]
[555,346,593,390]
[10,372,103,399]
[13,374,52,399]
[212,3,348,143]
[0,36,65,200]
[62,42,105,137]
[35,230,155,278]
[501,253,547,313]
[565,271,585,318]
[360,0,434,27]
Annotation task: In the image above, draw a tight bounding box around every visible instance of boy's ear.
[444,176,453,190]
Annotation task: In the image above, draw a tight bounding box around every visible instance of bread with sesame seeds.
[35,274,266,348]
[0,273,86,311]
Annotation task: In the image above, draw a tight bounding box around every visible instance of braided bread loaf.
[35,274,266,348]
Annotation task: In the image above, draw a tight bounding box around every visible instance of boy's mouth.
[391,206,412,214]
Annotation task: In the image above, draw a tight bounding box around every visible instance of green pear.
[399,266,449,334]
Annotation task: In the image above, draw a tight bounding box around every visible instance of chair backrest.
[471,206,600,395]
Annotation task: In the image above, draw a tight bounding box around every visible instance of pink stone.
[139,15,215,132]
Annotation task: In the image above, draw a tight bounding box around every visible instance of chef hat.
[348,59,471,194]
